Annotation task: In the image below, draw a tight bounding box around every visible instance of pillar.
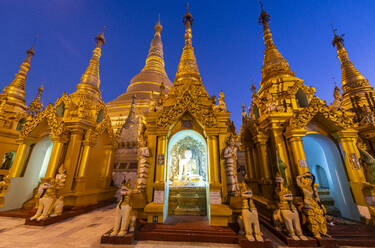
[44,135,68,178]
[146,134,157,203]
[155,135,166,184]
[9,139,33,177]
[285,129,309,176]
[63,128,84,193]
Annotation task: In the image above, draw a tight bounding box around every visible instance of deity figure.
[329,86,344,112]
[273,179,307,241]
[358,147,375,185]
[264,92,283,113]
[178,150,197,181]
[296,172,328,238]
[111,179,136,236]
[30,179,56,221]
[214,90,227,112]
[135,135,150,192]
[237,183,263,242]
[50,165,67,217]
[0,152,14,170]
[275,150,287,186]
[223,136,239,195]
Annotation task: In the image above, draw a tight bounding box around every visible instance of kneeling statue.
[273,181,307,241]
[237,183,263,242]
[111,179,136,236]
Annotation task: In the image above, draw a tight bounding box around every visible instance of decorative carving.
[214,90,227,112]
[358,146,375,184]
[289,96,354,130]
[134,131,150,192]
[296,172,328,238]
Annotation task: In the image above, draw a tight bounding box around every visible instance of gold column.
[44,135,67,178]
[146,134,157,202]
[212,135,220,184]
[77,139,95,177]
[245,146,253,180]
[285,129,309,176]
[336,130,368,212]
[101,144,114,188]
[9,139,33,177]
[155,135,166,184]
[63,128,84,193]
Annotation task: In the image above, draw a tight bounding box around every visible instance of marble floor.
[0,205,292,248]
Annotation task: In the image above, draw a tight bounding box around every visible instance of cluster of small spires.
[0,2,369,117]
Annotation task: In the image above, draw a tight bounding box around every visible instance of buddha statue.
[178,149,197,181]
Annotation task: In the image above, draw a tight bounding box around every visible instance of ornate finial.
[242,103,246,114]
[95,26,106,47]
[330,22,344,48]
[183,2,193,26]
[250,78,256,94]
[155,14,163,34]
[258,0,270,25]
[27,83,44,115]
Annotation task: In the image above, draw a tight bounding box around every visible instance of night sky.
[0,0,374,130]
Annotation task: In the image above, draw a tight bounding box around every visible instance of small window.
[295,88,309,108]
[96,109,104,123]
[0,151,16,170]
[16,118,26,131]
[253,104,260,119]
[56,103,65,117]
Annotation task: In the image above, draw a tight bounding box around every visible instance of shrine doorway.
[302,134,360,221]
[0,136,53,211]
[164,130,209,222]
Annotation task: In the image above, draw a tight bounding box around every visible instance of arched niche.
[302,133,360,221]
[295,88,309,108]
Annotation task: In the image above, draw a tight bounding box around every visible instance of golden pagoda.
[131,7,237,226]
[0,29,116,210]
[331,27,375,152]
[0,48,34,177]
[240,4,374,225]
[106,17,173,132]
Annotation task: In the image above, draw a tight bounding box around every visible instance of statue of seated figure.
[30,180,55,221]
[178,150,197,181]
[273,181,308,241]
[237,183,263,242]
[111,179,136,236]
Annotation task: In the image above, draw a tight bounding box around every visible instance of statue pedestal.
[238,235,273,248]
[100,229,135,245]
[168,187,206,216]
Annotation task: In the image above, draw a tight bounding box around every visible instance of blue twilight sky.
[0,0,374,130]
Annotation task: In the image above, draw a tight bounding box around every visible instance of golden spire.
[141,16,168,75]
[78,27,106,93]
[175,3,201,82]
[28,84,44,115]
[258,2,294,84]
[331,24,370,93]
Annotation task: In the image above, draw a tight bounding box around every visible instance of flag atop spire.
[175,2,201,82]
[78,27,106,93]
[258,1,294,85]
[331,23,370,93]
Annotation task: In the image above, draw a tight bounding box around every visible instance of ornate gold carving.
[289,96,354,129]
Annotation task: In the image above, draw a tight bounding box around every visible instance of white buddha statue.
[178,150,197,181]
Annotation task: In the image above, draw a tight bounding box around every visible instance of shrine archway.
[302,134,360,221]
[163,130,209,222]
[0,136,53,211]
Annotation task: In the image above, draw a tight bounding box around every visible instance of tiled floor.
[0,205,244,248]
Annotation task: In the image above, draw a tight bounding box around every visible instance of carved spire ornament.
[175,4,201,82]
[258,3,294,85]
[78,27,106,93]
[27,85,44,115]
